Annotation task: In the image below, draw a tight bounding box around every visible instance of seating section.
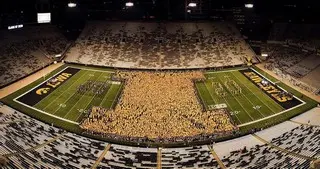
[267,125,320,158]
[256,121,320,158]
[286,54,320,78]
[262,43,318,93]
[0,104,319,169]
[0,104,28,124]
[66,21,257,69]
[0,25,69,87]
[161,145,219,169]
[98,144,157,169]
[269,23,320,50]
[221,143,310,169]
[0,114,63,156]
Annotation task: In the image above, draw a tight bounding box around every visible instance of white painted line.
[13,98,79,125]
[205,68,247,74]
[216,75,255,121]
[236,68,307,127]
[250,68,306,104]
[109,83,123,109]
[205,80,243,124]
[99,84,115,107]
[41,70,89,110]
[15,66,70,101]
[238,101,306,127]
[231,71,275,115]
[203,82,219,104]
[61,72,104,118]
[69,66,114,73]
[74,73,111,121]
[13,66,114,125]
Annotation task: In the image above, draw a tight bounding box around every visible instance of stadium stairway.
[252,134,317,161]
[90,144,111,169]
[2,132,66,158]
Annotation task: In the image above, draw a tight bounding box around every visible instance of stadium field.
[1,64,317,145]
[13,66,123,124]
[195,68,306,127]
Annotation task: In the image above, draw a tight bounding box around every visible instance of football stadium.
[0,1,320,168]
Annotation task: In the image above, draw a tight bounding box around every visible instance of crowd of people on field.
[80,71,237,143]
[76,80,109,96]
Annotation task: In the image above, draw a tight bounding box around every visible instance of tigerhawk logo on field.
[36,88,51,95]
[36,72,73,95]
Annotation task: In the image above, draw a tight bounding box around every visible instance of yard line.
[238,101,306,127]
[13,99,79,125]
[69,66,114,73]
[99,84,115,107]
[203,80,243,124]
[250,68,306,105]
[216,75,255,121]
[74,74,111,121]
[229,72,266,117]
[41,70,88,110]
[63,72,105,120]
[15,66,69,101]
[195,83,210,109]
[231,71,279,113]
[205,68,247,74]
[52,71,100,115]
[109,83,123,109]
[203,82,219,104]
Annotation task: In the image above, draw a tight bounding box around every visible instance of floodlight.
[68,2,77,8]
[261,53,268,57]
[245,4,254,8]
[188,2,197,7]
[126,2,134,7]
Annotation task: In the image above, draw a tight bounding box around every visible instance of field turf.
[15,67,123,123]
[195,68,304,127]
[1,64,318,146]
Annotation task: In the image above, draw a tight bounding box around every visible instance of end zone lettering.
[17,67,80,106]
[239,69,302,109]
[36,72,73,95]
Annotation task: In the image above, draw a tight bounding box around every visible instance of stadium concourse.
[0,104,319,168]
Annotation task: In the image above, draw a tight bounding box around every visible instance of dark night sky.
[1,0,319,29]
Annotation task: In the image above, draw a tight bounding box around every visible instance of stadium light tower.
[245,3,254,8]
[125,2,134,7]
[188,2,197,7]
[68,2,77,8]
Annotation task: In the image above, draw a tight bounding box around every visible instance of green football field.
[16,67,123,123]
[195,68,303,126]
[4,64,317,135]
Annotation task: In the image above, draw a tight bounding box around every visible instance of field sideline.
[13,66,123,124]
[195,67,308,128]
[0,64,318,146]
